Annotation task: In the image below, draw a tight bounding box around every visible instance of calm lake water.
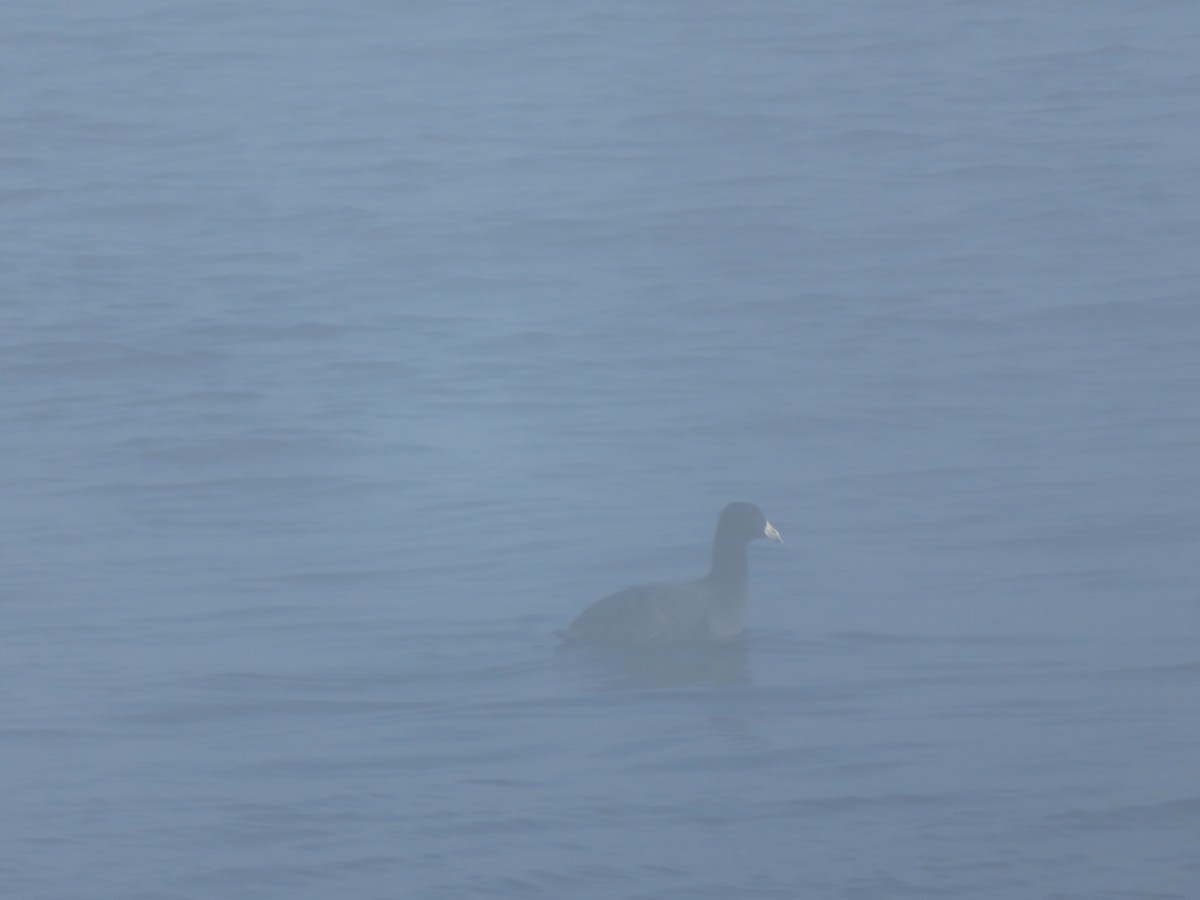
[3,3,1198,898]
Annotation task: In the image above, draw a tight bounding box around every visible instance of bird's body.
[559,502,781,645]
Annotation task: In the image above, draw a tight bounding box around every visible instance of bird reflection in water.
[564,634,750,691]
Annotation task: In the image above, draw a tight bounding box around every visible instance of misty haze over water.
[2,3,1198,898]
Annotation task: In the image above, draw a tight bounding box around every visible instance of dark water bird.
[558,502,782,645]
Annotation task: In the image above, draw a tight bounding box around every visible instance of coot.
[559,502,782,645]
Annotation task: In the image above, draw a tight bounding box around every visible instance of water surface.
[2,3,1198,897]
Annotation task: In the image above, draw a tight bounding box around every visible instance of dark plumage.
[559,502,782,645]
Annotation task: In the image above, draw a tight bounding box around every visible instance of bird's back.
[560,578,727,645]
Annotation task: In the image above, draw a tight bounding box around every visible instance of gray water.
[3,3,1198,898]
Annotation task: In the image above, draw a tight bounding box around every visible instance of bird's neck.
[709,540,749,590]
